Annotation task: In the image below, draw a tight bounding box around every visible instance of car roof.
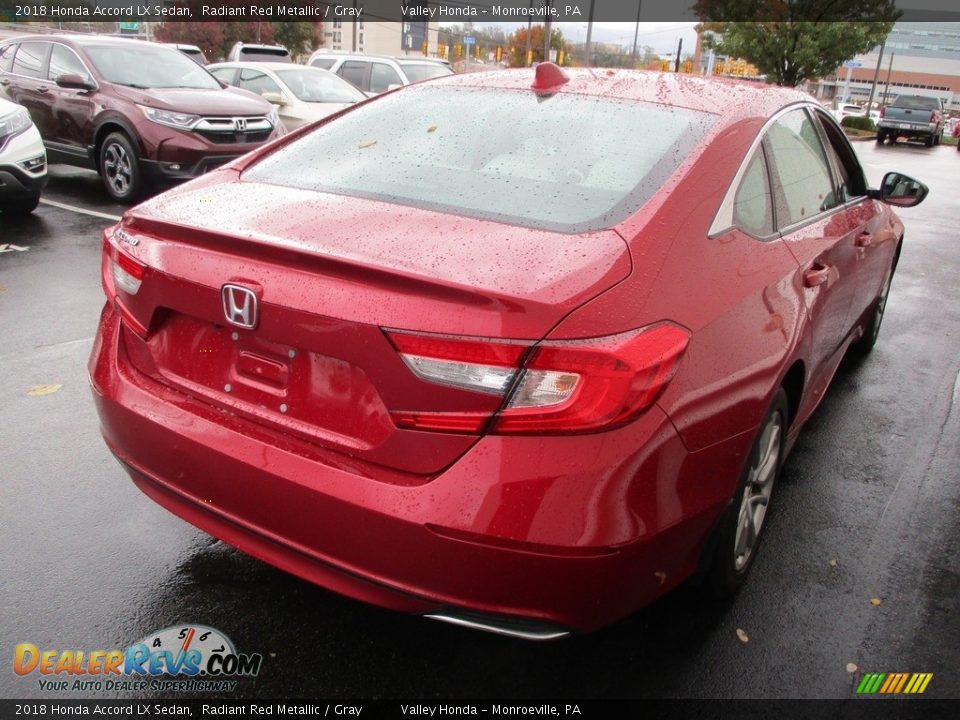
[5,34,153,47]
[427,67,811,121]
[210,61,318,70]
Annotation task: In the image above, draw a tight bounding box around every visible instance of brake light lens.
[879,106,885,119]
[111,247,146,295]
[385,323,689,434]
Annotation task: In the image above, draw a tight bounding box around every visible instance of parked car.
[877,94,945,146]
[227,43,291,63]
[163,43,208,66]
[306,52,454,94]
[90,65,927,638]
[0,35,283,202]
[207,62,365,131]
[832,103,865,123]
[954,117,960,151]
[0,95,47,215]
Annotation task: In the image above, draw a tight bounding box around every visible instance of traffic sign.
[843,60,863,68]
[464,36,475,46]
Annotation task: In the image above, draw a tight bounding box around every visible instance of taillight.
[111,247,146,295]
[930,111,937,123]
[385,323,689,435]
[879,106,885,119]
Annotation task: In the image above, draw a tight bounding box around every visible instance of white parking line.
[39,198,122,222]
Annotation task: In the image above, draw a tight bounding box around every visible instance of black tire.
[705,388,789,597]
[853,259,895,355]
[0,195,40,216]
[876,130,886,144]
[924,133,935,147]
[98,132,144,203]
[934,130,942,146]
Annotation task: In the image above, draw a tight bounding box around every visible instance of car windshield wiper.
[113,82,152,89]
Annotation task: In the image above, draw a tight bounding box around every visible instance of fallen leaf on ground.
[358,138,378,149]
[427,125,438,133]
[847,663,858,673]
[870,598,882,606]
[829,559,838,567]
[28,384,63,397]
[736,628,749,643]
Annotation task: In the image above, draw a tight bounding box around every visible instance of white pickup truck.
[877,95,945,147]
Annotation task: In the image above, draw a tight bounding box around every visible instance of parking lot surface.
[1,141,958,699]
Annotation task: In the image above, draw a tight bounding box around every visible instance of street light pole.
[630,0,642,69]
[866,39,886,115]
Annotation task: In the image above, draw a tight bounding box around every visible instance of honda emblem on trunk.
[222,284,258,329]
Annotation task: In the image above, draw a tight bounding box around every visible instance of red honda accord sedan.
[89,65,927,639]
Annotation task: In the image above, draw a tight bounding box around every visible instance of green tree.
[270,22,322,61]
[695,0,900,86]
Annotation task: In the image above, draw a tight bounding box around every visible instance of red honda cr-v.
[0,35,283,202]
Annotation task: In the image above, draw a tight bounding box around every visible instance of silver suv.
[306,53,452,94]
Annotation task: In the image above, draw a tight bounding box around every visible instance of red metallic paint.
[90,69,917,633]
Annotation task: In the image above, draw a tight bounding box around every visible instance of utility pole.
[866,39,886,115]
[882,52,894,108]
[630,0,642,69]
[674,37,682,72]
[585,0,594,67]
[351,0,357,52]
[543,1,552,64]
[524,0,532,66]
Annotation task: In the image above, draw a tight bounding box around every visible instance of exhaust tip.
[424,609,572,641]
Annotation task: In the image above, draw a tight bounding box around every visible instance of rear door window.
[763,109,838,228]
[310,58,336,70]
[733,147,774,238]
[370,63,402,93]
[337,61,368,91]
[11,42,48,79]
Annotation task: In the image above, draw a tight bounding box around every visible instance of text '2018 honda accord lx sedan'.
[89,64,928,639]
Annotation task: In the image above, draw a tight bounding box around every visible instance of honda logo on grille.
[234,117,248,132]
[222,284,258,329]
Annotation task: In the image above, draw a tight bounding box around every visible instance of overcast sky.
[441,22,699,55]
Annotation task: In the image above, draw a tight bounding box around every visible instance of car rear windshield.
[274,68,365,103]
[243,85,715,233]
[85,44,220,89]
[240,48,291,62]
[891,96,941,110]
[397,62,454,83]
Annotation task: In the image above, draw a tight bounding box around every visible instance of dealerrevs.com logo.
[14,625,262,693]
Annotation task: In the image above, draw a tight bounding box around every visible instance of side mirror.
[875,172,929,208]
[261,91,287,106]
[56,73,96,91]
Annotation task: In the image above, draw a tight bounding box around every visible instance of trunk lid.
[111,178,631,475]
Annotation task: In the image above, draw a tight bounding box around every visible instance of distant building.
[319,21,439,57]
[811,22,960,113]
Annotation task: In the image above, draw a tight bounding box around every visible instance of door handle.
[37,85,50,93]
[0,79,10,86]
[855,232,875,248]
[803,264,832,288]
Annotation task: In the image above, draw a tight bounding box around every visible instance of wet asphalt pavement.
[1,142,958,701]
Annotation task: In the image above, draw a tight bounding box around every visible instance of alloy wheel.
[733,411,783,571]
[103,142,132,197]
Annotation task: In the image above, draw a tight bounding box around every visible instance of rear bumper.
[90,302,741,633]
